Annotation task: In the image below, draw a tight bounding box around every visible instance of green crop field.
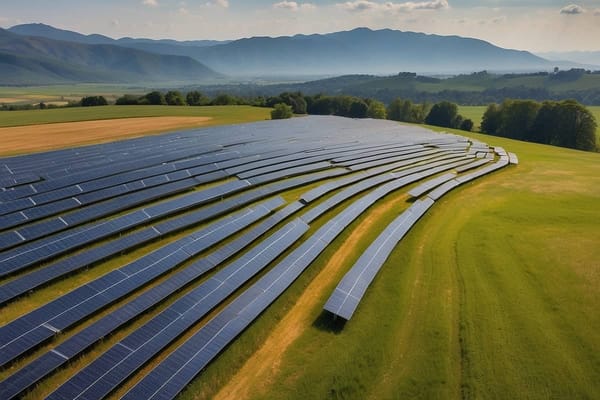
[0,105,271,128]
[179,124,600,400]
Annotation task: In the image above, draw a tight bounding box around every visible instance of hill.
[0,28,221,85]
[9,24,554,78]
[192,27,551,76]
[194,70,600,105]
[8,23,229,60]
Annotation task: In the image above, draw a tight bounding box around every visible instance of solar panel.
[0,116,513,399]
[0,202,282,366]
[48,219,309,400]
[407,172,457,198]
[247,162,333,185]
[324,199,434,321]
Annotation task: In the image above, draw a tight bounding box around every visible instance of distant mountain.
[8,24,554,78]
[9,23,115,45]
[0,28,221,85]
[190,28,552,77]
[8,23,229,59]
[536,51,600,68]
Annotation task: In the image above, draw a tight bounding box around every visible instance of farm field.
[0,106,271,156]
[0,84,149,106]
[0,115,598,400]
[0,105,271,128]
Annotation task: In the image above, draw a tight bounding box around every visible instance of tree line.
[481,99,597,151]
[2,89,596,152]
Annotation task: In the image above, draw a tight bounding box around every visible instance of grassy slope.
[191,127,600,400]
[0,105,270,128]
[0,114,598,399]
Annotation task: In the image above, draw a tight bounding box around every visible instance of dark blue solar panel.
[49,219,308,400]
[247,162,332,185]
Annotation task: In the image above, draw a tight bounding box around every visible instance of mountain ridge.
[0,27,221,85]
[5,23,589,83]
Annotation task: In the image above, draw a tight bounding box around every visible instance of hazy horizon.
[1,1,600,53]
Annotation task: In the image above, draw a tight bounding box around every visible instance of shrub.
[271,103,293,119]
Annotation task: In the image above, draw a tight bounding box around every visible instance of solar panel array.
[0,116,515,399]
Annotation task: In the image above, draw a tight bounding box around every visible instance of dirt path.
[0,116,212,156]
[214,195,406,400]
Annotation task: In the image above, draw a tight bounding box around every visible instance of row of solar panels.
[0,145,460,280]
[324,148,514,321]
[0,120,512,399]
[0,148,474,364]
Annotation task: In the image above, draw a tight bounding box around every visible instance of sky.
[1,1,600,52]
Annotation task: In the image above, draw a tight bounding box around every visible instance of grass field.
[0,113,598,399]
[0,84,149,105]
[0,105,271,128]
[188,124,600,400]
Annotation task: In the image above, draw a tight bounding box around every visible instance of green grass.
[1,116,599,399]
[198,126,600,400]
[0,84,149,105]
[0,105,271,128]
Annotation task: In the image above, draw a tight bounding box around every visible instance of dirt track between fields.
[214,196,404,400]
[0,116,212,155]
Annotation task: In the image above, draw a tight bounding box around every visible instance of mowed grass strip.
[187,128,600,399]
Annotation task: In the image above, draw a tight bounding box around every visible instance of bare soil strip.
[214,196,404,400]
[0,116,212,156]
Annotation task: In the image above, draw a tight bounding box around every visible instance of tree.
[211,94,238,105]
[387,98,415,122]
[308,96,334,115]
[460,119,474,132]
[141,91,166,105]
[348,99,368,118]
[528,101,557,144]
[115,94,140,105]
[552,100,597,151]
[481,103,502,134]
[165,91,185,106]
[81,96,108,107]
[425,101,459,128]
[186,90,210,106]
[271,103,293,119]
[267,92,307,114]
[497,99,540,139]
[366,99,387,119]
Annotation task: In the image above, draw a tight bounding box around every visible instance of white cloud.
[273,2,316,11]
[215,0,229,7]
[339,1,378,11]
[339,0,449,13]
[559,4,585,15]
[141,0,159,7]
[178,7,190,15]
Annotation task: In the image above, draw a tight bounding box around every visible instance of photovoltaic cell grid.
[0,116,515,400]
